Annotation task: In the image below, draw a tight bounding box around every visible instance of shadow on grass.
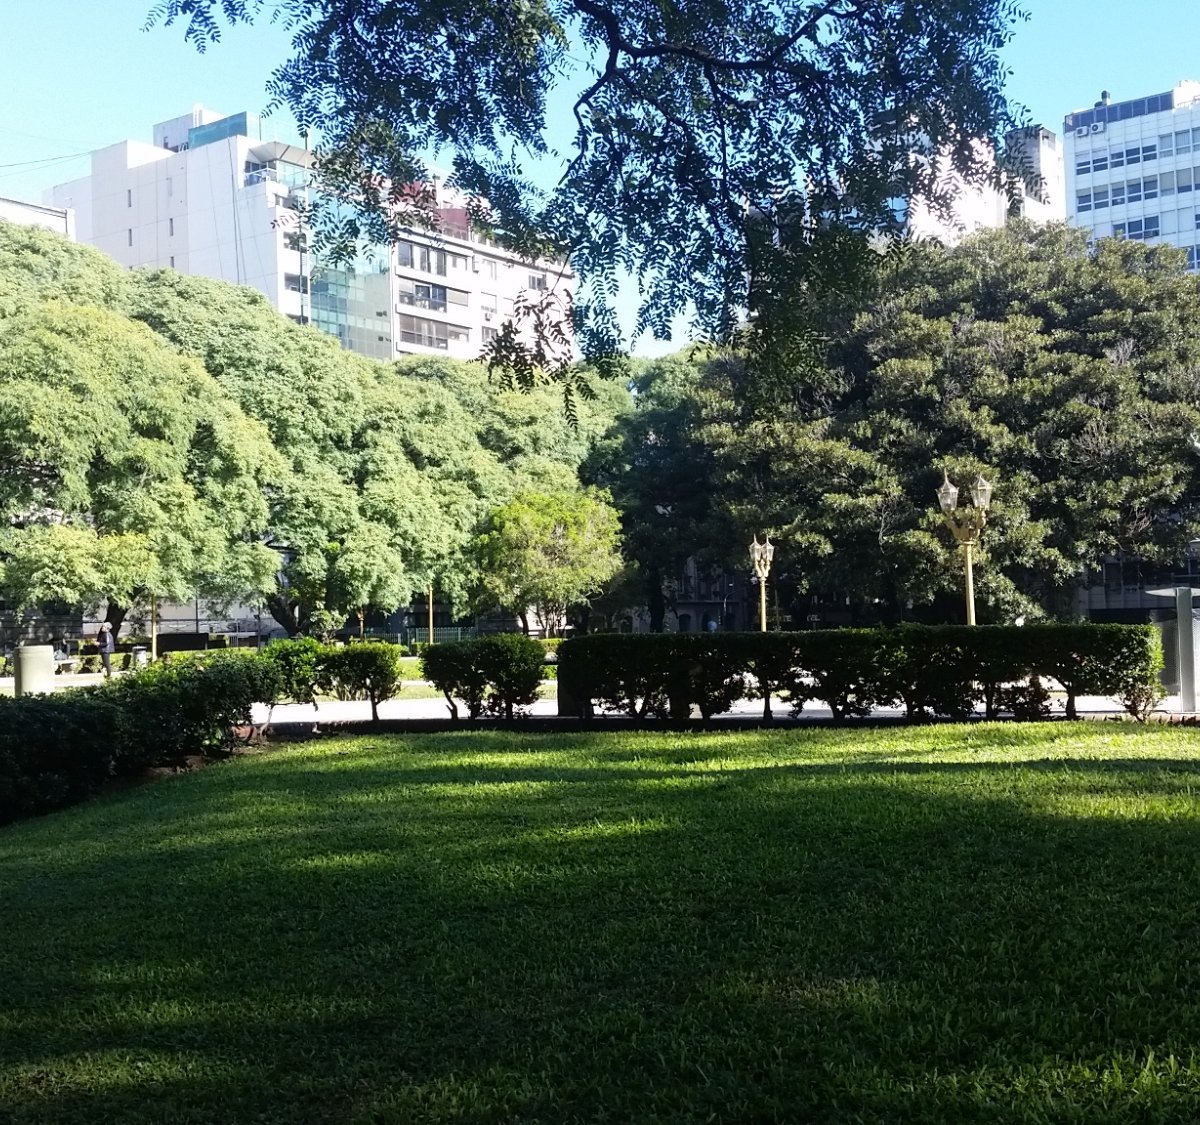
[4,727,1200,1123]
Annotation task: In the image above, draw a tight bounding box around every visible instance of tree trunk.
[266,594,302,637]
[104,603,128,639]
[518,610,530,635]
[647,570,666,633]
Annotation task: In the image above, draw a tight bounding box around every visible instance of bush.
[263,637,325,706]
[421,635,544,720]
[0,651,283,826]
[559,625,1164,725]
[421,641,490,720]
[318,642,402,722]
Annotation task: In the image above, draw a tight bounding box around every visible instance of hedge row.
[557,625,1165,723]
[257,639,403,722]
[421,634,546,720]
[0,651,283,826]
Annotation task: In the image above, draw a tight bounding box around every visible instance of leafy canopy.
[148,0,1026,366]
[471,488,623,635]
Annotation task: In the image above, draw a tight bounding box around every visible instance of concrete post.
[1177,586,1196,713]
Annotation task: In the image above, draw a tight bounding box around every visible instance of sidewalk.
[0,675,1172,723]
[250,691,1164,726]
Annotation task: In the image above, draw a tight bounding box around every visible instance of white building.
[902,127,1065,243]
[1065,82,1200,267]
[0,195,75,239]
[1007,126,1066,225]
[49,106,572,362]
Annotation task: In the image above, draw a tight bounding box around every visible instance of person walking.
[97,622,116,678]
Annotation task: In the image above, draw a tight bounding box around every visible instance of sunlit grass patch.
[4,723,1200,1122]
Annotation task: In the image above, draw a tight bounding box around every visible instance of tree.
[698,225,1200,622]
[582,355,717,631]
[471,489,623,635]
[150,0,1025,371]
[0,299,280,628]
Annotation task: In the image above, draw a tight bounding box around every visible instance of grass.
[5,723,1200,1122]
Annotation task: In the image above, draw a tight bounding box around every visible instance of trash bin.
[14,645,55,697]
[132,646,150,669]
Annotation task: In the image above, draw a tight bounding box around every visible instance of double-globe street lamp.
[936,471,994,626]
[749,536,775,632]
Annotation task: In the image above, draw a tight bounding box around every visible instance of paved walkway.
[250,691,1168,726]
[0,674,1176,723]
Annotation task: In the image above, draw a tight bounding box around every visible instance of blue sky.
[5,1,1200,352]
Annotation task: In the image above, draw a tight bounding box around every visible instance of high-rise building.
[1064,82,1200,268]
[900,127,1065,243]
[0,195,75,239]
[48,107,572,361]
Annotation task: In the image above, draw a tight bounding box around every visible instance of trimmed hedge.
[558,625,1164,724]
[421,634,545,720]
[0,651,283,826]
[317,642,403,723]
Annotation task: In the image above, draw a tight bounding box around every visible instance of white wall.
[0,196,74,239]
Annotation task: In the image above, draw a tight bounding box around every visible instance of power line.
[0,151,93,171]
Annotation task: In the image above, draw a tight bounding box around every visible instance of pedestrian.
[97,622,116,678]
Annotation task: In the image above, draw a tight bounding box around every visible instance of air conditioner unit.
[1089,121,1105,134]
[483,311,493,321]
[1075,126,1090,138]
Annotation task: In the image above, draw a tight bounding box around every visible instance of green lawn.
[4,724,1200,1123]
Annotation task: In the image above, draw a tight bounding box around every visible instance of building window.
[1113,216,1160,241]
[284,230,307,252]
[482,326,498,344]
[485,259,497,280]
[1180,167,1195,194]
[1092,187,1109,210]
[127,229,133,247]
[127,189,132,207]
[168,217,175,236]
[284,272,309,293]
[1110,182,1126,206]
[169,255,175,268]
[1189,247,1200,271]
[528,272,548,290]
[449,252,469,271]
[1076,190,1093,213]
[397,279,447,312]
[398,314,469,349]
[480,291,498,313]
[447,287,469,307]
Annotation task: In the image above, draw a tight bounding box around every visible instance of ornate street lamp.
[749,536,775,632]
[936,470,994,626]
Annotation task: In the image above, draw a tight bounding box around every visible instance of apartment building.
[48,106,572,362]
[1065,82,1200,267]
[901,126,1065,243]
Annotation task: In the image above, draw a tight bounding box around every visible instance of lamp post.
[749,536,775,632]
[936,471,994,626]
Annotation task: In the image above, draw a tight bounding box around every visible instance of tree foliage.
[148,0,1026,369]
[596,225,1200,624]
[0,223,625,633]
[472,488,623,635]
[0,282,279,619]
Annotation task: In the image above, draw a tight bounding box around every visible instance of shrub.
[786,631,888,723]
[421,635,544,720]
[559,625,1163,725]
[318,643,402,722]
[421,641,489,720]
[263,637,325,706]
[0,652,283,826]
[475,634,545,719]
